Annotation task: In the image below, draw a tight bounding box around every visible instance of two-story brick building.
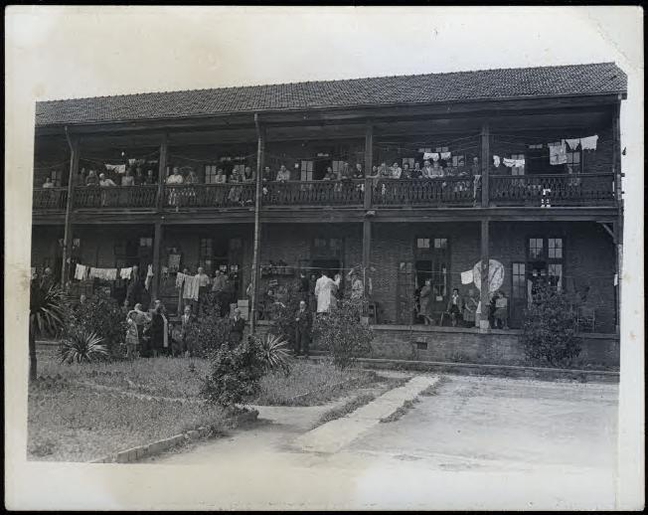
[31,62,626,366]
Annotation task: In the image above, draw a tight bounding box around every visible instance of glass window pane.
[417,238,430,249]
[529,238,543,259]
[434,238,448,249]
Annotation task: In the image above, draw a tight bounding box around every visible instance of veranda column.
[612,100,623,333]
[61,131,79,290]
[479,218,490,331]
[480,121,490,208]
[250,114,266,333]
[151,134,168,300]
[362,122,374,296]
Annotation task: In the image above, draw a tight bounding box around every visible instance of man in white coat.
[314,270,341,314]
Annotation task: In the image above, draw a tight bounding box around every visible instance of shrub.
[200,338,266,408]
[265,281,302,345]
[185,303,231,358]
[256,333,292,375]
[522,281,582,368]
[313,298,373,369]
[58,330,109,364]
[66,290,127,358]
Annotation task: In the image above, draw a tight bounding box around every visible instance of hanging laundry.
[440,151,452,160]
[182,275,200,301]
[105,164,126,174]
[119,267,132,280]
[461,269,474,285]
[580,135,598,150]
[145,264,154,291]
[548,142,567,165]
[74,264,89,281]
[502,158,526,168]
[104,268,117,281]
[565,138,581,151]
[492,155,501,167]
[422,152,437,160]
[431,153,440,162]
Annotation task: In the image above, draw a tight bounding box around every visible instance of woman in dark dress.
[149,302,168,357]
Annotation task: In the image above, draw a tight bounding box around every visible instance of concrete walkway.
[292,375,439,454]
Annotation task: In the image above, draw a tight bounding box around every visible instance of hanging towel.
[565,138,581,151]
[548,142,567,165]
[74,264,88,281]
[580,135,599,150]
[175,272,186,290]
[461,269,474,285]
[502,158,522,168]
[183,275,200,301]
[145,264,154,291]
[105,164,126,174]
[119,267,132,280]
[423,152,436,160]
[105,268,117,281]
[440,151,452,160]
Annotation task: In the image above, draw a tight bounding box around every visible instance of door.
[510,262,526,328]
[396,261,415,325]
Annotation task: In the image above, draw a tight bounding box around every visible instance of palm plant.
[258,333,292,375]
[29,278,67,381]
[58,330,109,364]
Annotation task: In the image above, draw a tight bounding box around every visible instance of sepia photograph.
[4,5,644,511]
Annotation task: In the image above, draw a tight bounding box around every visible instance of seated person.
[492,291,509,329]
[275,165,291,182]
[411,162,423,179]
[353,163,364,179]
[322,167,337,181]
[42,177,55,188]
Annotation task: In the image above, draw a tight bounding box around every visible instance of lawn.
[28,348,390,462]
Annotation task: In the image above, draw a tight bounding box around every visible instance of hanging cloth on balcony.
[119,267,132,280]
[105,164,126,174]
[460,269,474,285]
[565,138,581,151]
[503,158,525,168]
[440,151,452,160]
[548,142,567,165]
[580,135,599,150]
[145,264,154,291]
[74,264,89,281]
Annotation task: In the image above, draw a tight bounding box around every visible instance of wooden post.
[151,220,163,301]
[250,114,265,334]
[480,219,490,331]
[157,134,168,211]
[61,132,79,290]
[480,121,490,208]
[363,122,374,296]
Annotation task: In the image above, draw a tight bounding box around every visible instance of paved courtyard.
[143,374,619,510]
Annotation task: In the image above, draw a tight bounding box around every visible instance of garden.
[28,276,382,462]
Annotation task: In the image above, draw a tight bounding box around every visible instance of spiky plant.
[58,330,109,364]
[259,333,292,375]
[29,278,67,381]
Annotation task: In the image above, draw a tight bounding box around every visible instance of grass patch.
[314,392,377,427]
[254,360,388,406]
[28,379,226,462]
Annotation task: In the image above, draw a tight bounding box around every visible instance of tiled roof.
[35,62,627,127]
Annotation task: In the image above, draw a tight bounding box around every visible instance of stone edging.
[89,409,259,464]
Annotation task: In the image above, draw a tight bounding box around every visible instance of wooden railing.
[74,185,158,209]
[31,173,618,213]
[32,188,68,210]
[490,173,616,206]
[371,177,477,206]
[263,179,365,206]
[163,183,256,209]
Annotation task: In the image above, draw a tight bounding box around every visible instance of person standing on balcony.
[121,168,135,186]
[227,168,243,204]
[134,166,145,185]
[214,168,227,184]
[462,288,478,327]
[276,165,291,182]
[402,162,411,179]
[195,267,211,315]
[322,166,336,181]
[353,163,364,179]
[98,172,116,187]
[412,161,423,179]
[85,170,99,186]
[471,156,481,206]
[166,167,184,208]
[390,162,402,179]
[446,288,463,327]
[185,169,199,184]
[145,169,156,185]
[42,177,54,188]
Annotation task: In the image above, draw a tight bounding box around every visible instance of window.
[139,237,153,248]
[548,263,563,290]
[528,238,544,260]
[451,155,465,168]
[300,160,314,181]
[205,165,219,184]
[402,157,415,169]
[512,263,526,299]
[566,149,582,173]
[435,146,449,153]
[510,153,525,176]
[331,161,345,174]
[199,237,213,273]
[314,238,327,249]
[548,238,563,259]
[417,238,430,249]
[434,238,448,249]
[528,144,543,150]
[50,169,63,187]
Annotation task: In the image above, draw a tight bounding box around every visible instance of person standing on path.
[294,300,312,357]
[229,308,246,349]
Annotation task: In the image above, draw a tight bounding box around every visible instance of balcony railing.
[263,179,365,207]
[371,177,477,207]
[163,183,256,209]
[33,187,68,210]
[490,173,616,206]
[32,172,617,213]
[74,185,158,209]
